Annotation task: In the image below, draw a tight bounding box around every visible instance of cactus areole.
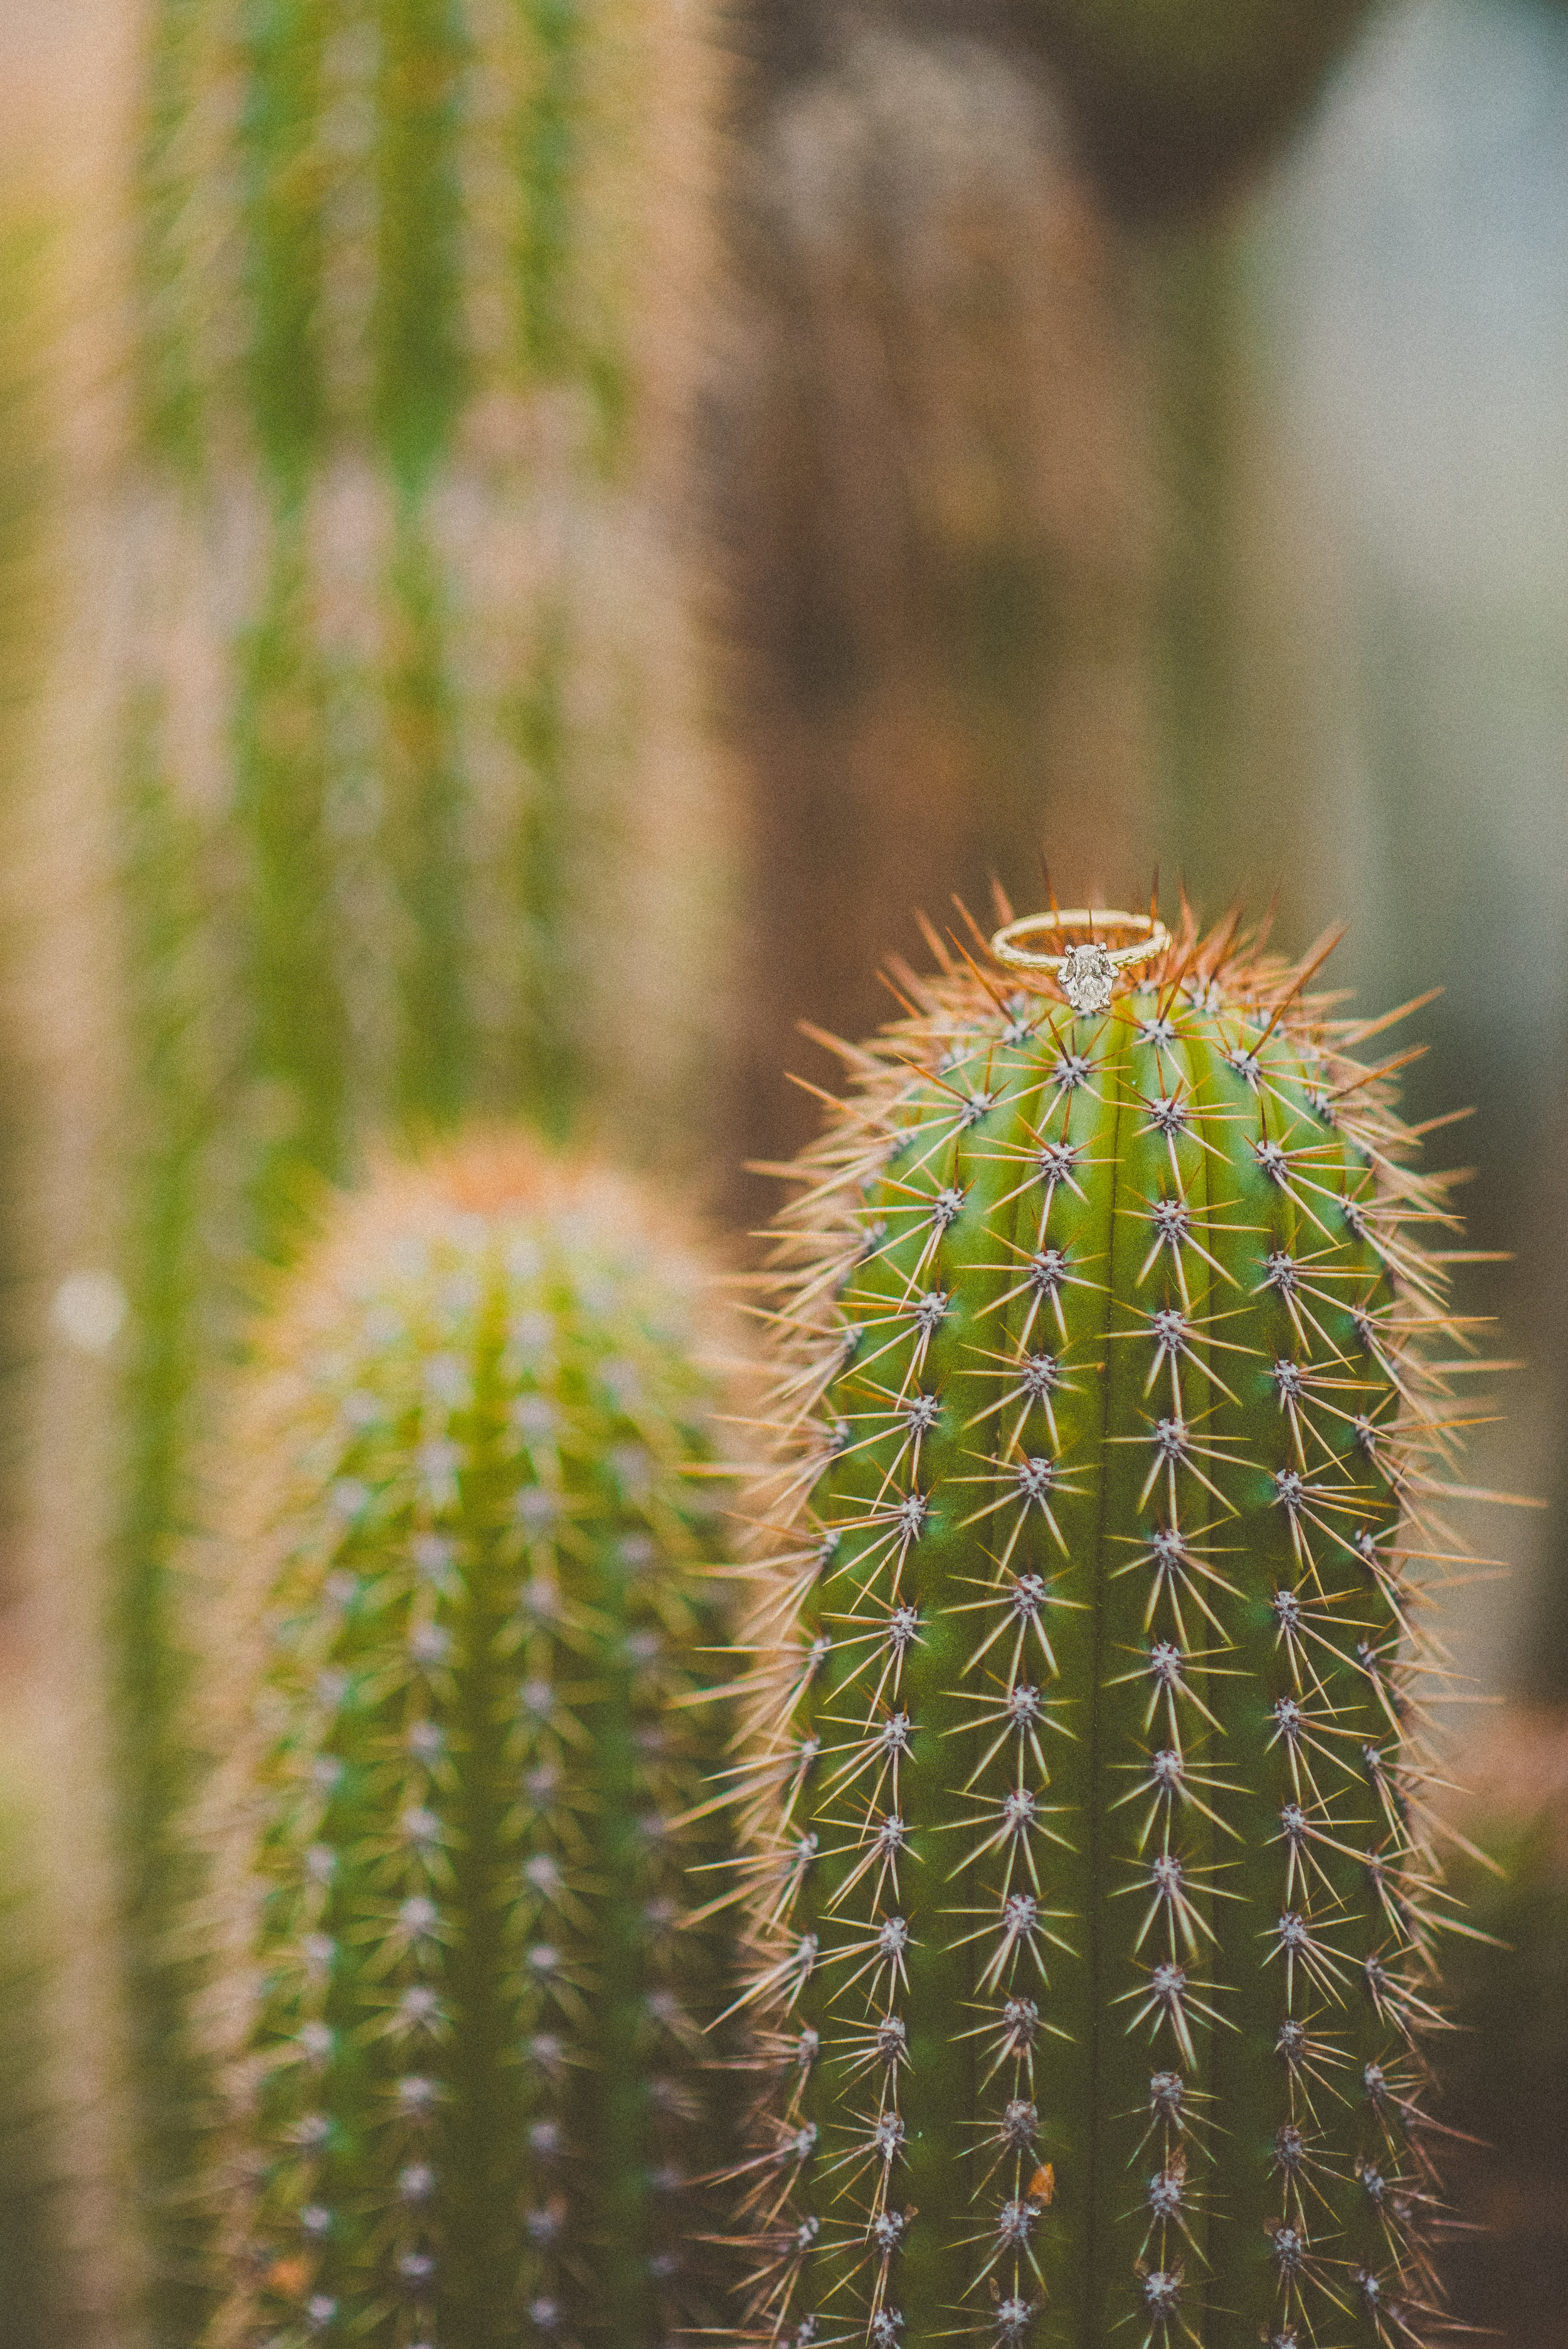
[205,1144,737,2349]
[736,911,1476,2349]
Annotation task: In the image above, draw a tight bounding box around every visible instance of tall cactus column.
[134,0,729,1172]
[202,1140,741,2348]
[735,914,1475,2348]
[104,3,729,2330]
[0,212,75,2349]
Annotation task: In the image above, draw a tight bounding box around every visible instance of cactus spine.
[203,1140,739,2348]
[734,911,1475,2349]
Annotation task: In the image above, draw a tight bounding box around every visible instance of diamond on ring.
[1059,942,1115,1014]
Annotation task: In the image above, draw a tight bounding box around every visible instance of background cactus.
[133,0,728,1177]
[723,5,1377,1212]
[0,208,76,2349]
[723,22,1158,1209]
[101,3,728,2329]
[733,906,1483,2348]
[199,1138,741,2348]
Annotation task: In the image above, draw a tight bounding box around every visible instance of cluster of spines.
[205,1151,738,2349]
[728,908,1490,2349]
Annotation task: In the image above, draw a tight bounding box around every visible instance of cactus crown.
[733,911,1480,2349]
[201,1140,738,2349]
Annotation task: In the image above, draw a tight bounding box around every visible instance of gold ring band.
[990,909,1170,1012]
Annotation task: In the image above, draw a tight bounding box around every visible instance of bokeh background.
[0,0,1564,2341]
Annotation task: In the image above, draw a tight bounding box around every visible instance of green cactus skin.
[732,912,1477,2349]
[112,3,728,2327]
[201,1140,740,2349]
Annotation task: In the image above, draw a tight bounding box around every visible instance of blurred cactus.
[987,0,1385,933]
[110,3,728,2330]
[200,1138,741,2348]
[133,0,726,1167]
[0,207,51,1584]
[726,6,1382,1202]
[726,26,1158,1199]
[733,909,1480,2348]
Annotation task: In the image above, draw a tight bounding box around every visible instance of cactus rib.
[733,911,1480,2349]
[201,1142,739,2349]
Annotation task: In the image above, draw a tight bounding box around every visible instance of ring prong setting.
[1059,941,1115,1014]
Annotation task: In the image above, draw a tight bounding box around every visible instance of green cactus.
[732,908,1476,2349]
[112,2,728,2326]
[134,0,726,1167]
[1431,1710,1568,2346]
[0,209,73,2349]
[199,1137,741,2348]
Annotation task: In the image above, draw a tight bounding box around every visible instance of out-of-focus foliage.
[135,0,726,1175]
[1239,0,1568,1707]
